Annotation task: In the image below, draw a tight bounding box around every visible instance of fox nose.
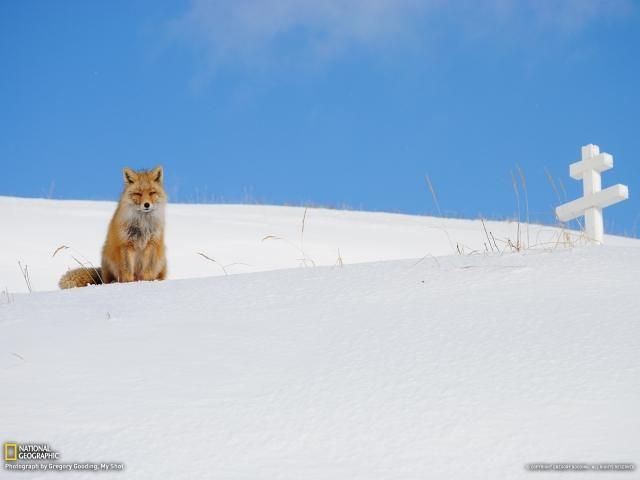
[144,202,150,209]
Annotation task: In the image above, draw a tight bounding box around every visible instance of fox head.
[122,166,167,214]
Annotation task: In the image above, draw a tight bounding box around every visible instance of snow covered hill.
[1,196,636,294]
[1,196,639,479]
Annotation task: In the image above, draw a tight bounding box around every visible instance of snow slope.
[0,196,636,294]
[1,196,639,479]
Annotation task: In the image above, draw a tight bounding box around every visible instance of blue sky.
[1,0,639,236]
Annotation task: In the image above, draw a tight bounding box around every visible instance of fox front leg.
[118,245,136,282]
[156,263,167,281]
[140,240,162,281]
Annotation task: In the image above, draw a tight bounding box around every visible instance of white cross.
[555,144,629,243]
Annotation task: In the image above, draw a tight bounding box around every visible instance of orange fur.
[59,166,167,289]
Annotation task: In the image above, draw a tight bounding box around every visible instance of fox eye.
[132,193,142,197]
[150,191,157,195]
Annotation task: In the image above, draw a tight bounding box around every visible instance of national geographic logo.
[3,443,60,461]
[3,441,125,473]
[4,443,17,462]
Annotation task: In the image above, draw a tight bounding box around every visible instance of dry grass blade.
[17,261,32,293]
[263,209,316,268]
[52,245,69,257]
[425,174,443,217]
[481,218,494,253]
[544,167,561,204]
[510,169,522,251]
[490,231,500,253]
[412,254,440,269]
[557,177,568,201]
[299,208,314,267]
[517,164,530,248]
[2,287,13,304]
[196,252,228,275]
[301,208,308,235]
[424,174,456,253]
[71,255,104,284]
[262,235,282,242]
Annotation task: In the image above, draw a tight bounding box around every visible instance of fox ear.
[123,168,137,184]
[151,166,163,183]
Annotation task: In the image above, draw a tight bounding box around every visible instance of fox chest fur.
[121,206,164,247]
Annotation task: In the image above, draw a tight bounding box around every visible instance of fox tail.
[59,267,104,289]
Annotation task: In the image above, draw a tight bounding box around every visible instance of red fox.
[59,166,167,289]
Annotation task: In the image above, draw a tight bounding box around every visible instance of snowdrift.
[1,196,638,479]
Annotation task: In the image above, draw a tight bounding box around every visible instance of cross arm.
[569,153,613,179]
[555,184,629,222]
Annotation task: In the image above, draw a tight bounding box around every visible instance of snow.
[1,195,639,478]
[1,196,636,294]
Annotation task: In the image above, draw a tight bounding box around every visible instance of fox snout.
[131,195,157,213]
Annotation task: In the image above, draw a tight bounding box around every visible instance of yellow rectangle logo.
[4,443,18,461]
